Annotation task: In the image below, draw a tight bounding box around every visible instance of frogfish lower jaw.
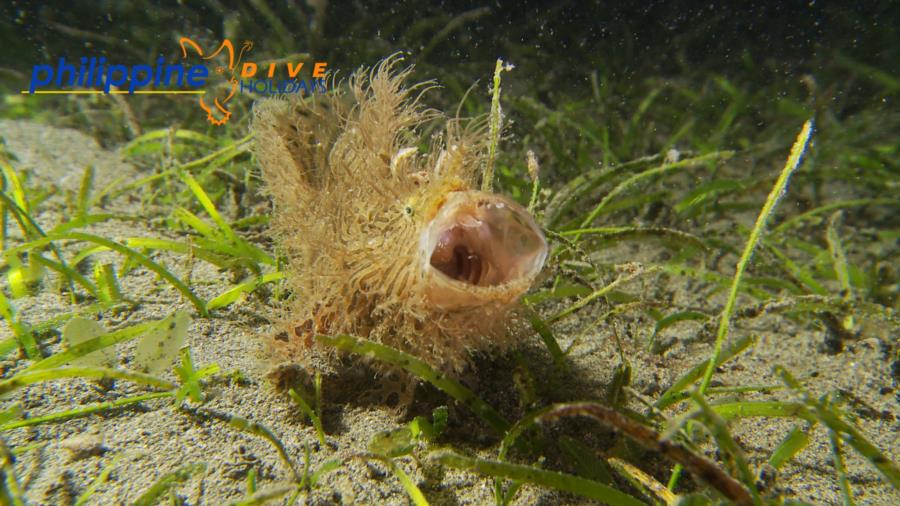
[420,191,548,309]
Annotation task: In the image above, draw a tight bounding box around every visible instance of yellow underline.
[20,90,206,95]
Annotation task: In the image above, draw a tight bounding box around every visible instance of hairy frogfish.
[253,58,547,377]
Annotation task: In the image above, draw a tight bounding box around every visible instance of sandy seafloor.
[0,118,897,505]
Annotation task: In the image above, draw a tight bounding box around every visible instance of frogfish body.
[254,58,547,374]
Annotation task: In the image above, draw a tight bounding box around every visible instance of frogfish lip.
[420,191,548,309]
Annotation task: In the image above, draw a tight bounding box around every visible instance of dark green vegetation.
[1,2,898,505]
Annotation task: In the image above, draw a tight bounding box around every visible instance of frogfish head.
[419,190,548,310]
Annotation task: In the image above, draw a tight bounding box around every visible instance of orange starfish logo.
[179,37,253,126]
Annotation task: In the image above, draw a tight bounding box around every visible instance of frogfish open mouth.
[422,191,547,309]
[254,57,547,374]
